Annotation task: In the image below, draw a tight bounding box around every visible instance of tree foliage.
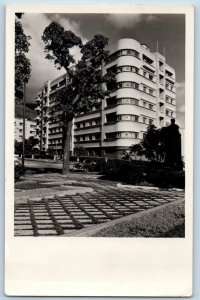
[130,122,183,170]
[130,125,164,162]
[42,21,116,173]
[15,136,38,155]
[15,14,31,100]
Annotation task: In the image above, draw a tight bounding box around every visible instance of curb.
[117,183,184,192]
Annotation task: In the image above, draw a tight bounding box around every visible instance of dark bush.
[147,169,185,189]
[100,159,185,189]
[15,164,26,181]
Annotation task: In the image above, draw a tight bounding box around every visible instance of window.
[149,74,153,81]
[124,82,131,87]
[149,104,153,110]
[143,55,154,66]
[119,132,139,139]
[149,119,153,125]
[121,98,131,104]
[106,132,116,140]
[106,112,117,123]
[143,71,147,77]
[117,82,139,89]
[131,82,139,89]
[135,116,139,122]
[149,89,153,96]
[106,97,117,107]
[121,115,131,121]
[132,67,139,73]
[121,50,128,55]
[118,49,139,58]
[127,50,132,55]
[143,117,147,124]
[117,115,139,122]
[124,66,131,71]
[143,86,147,93]
[143,101,147,108]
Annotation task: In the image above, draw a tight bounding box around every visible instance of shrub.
[15,164,26,181]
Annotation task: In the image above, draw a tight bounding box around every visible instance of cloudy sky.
[21,13,185,127]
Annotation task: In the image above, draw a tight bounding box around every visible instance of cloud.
[105,14,142,29]
[105,13,159,29]
[21,13,88,102]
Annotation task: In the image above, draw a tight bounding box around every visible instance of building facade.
[34,74,69,154]
[34,38,176,158]
[14,118,36,142]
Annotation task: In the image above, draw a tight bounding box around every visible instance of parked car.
[72,159,97,172]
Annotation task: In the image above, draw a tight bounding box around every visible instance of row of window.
[108,49,157,69]
[141,84,154,96]
[106,97,155,111]
[75,118,101,129]
[49,127,63,134]
[143,70,154,81]
[75,134,101,143]
[116,65,155,83]
[118,114,154,125]
[117,65,139,74]
[111,64,174,85]
[166,96,176,105]
[117,81,155,96]
[105,112,154,125]
[108,49,140,62]
[166,110,175,118]
[166,83,175,92]
[49,139,62,145]
[105,131,139,140]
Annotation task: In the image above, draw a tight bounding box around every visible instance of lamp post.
[22,82,26,168]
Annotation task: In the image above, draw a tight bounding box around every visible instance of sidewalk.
[14,173,185,237]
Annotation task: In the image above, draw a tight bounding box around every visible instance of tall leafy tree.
[15,13,31,101]
[42,22,115,174]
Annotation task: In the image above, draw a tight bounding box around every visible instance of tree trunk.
[62,120,73,175]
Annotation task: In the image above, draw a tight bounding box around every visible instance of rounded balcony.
[116,105,156,118]
[116,72,140,83]
[117,38,141,53]
[117,56,141,69]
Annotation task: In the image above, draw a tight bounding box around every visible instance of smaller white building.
[14,118,36,142]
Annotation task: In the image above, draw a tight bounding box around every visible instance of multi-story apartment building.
[35,38,176,158]
[14,118,36,142]
[34,74,70,154]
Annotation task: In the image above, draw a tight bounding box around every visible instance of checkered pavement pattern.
[14,182,184,236]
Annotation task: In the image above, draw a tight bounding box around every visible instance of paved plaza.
[14,173,184,236]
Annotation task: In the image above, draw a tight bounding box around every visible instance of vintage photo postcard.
[5,3,194,297]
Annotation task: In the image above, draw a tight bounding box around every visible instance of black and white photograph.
[5,3,194,297]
